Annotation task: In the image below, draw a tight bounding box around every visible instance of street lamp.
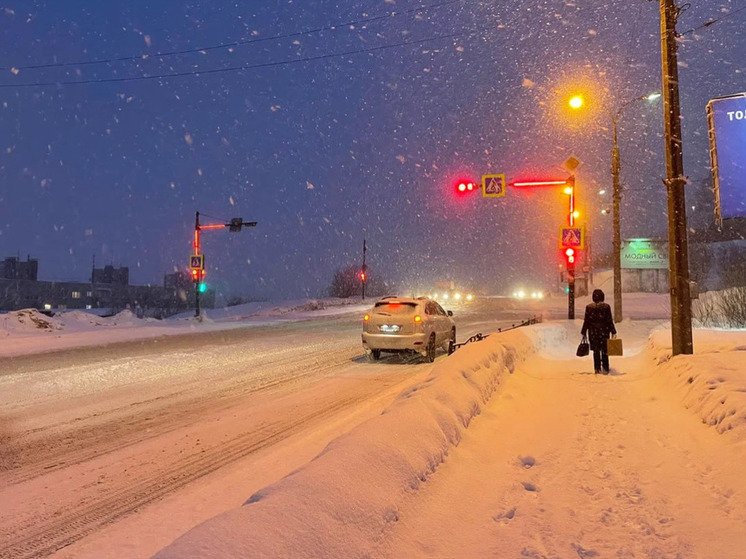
[610,93,661,323]
[569,95,585,110]
[569,91,660,323]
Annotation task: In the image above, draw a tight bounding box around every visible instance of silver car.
[361,296,456,362]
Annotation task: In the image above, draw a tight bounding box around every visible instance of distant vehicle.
[361,296,456,362]
[511,288,545,300]
[430,291,475,303]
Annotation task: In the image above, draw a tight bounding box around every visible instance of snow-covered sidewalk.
[152,320,746,558]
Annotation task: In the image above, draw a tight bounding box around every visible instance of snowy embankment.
[152,320,746,559]
[150,324,562,559]
[0,299,367,357]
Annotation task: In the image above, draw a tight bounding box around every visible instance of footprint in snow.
[492,506,516,524]
[518,455,536,469]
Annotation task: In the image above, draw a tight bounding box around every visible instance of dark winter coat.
[581,302,617,351]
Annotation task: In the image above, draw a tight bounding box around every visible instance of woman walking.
[581,289,617,374]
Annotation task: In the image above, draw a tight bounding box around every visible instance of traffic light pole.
[659,0,693,355]
[361,239,367,301]
[194,212,202,318]
[192,211,258,319]
[568,174,576,320]
[568,259,575,320]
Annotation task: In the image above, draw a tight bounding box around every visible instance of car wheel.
[425,333,436,363]
[369,349,381,361]
[447,328,456,355]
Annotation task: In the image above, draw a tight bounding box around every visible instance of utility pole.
[659,0,693,355]
[611,116,623,323]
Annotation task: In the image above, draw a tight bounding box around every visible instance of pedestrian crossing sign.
[560,226,584,249]
[190,254,204,270]
[482,174,506,198]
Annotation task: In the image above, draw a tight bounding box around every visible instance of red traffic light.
[455,179,477,194]
[360,271,367,282]
[565,248,576,264]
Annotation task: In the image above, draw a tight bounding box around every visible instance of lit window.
[44,304,52,310]
[72,291,81,299]
[86,291,92,297]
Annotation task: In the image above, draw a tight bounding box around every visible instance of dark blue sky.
[0,1,743,299]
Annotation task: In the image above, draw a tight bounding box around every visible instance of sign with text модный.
[707,93,746,223]
[621,239,668,270]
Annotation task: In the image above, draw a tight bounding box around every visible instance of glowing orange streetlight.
[568,95,584,110]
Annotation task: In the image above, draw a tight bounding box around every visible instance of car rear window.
[373,302,417,315]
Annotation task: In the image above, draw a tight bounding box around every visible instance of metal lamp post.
[609,93,661,323]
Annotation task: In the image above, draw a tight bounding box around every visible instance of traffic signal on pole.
[191,268,200,282]
[198,282,207,293]
[565,247,576,265]
[360,270,367,282]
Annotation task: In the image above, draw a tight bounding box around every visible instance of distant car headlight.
[442,293,449,300]
[518,291,525,299]
[466,294,473,301]
[454,292,461,300]
[537,292,544,299]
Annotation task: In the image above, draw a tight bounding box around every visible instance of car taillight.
[364,314,370,322]
[414,315,422,323]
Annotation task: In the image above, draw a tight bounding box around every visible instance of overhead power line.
[679,3,746,36]
[0,28,480,89]
[0,0,462,72]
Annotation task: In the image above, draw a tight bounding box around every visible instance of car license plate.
[380,324,400,333]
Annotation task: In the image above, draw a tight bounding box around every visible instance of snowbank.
[647,328,746,439]
[0,299,368,357]
[152,325,554,559]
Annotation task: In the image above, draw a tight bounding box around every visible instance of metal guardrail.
[449,315,541,353]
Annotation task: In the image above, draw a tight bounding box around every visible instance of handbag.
[607,336,623,356]
[576,335,589,357]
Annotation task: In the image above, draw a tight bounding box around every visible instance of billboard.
[707,93,746,222]
[621,239,668,270]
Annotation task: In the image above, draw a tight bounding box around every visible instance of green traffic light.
[198,282,207,293]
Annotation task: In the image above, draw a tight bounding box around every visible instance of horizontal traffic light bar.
[512,180,571,187]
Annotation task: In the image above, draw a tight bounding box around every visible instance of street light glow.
[569,95,584,109]
[599,189,606,195]
[646,93,662,101]
[563,186,574,195]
